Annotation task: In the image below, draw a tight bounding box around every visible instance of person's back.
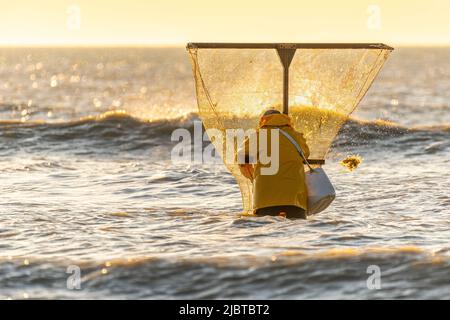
[238,109,310,219]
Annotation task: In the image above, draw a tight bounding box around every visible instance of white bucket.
[305,167,335,215]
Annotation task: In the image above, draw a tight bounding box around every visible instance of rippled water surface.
[0,48,449,299]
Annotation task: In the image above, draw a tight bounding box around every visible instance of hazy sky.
[1,0,449,46]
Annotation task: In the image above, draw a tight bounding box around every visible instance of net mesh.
[187,45,391,213]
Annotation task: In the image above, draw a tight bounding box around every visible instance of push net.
[187,43,392,213]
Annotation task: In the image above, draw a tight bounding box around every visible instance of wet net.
[187,43,392,213]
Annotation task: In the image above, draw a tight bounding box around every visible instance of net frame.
[188,44,393,117]
[187,43,393,50]
[187,43,393,164]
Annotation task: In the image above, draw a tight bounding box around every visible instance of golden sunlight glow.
[0,0,449,46]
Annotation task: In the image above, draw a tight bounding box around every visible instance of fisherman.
[237,109,310,219]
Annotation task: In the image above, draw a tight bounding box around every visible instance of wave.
[0,110,198,133]
[0,111,198,155]
[0,110,448,155]
[1,247,448,299]
[1,109,448,133]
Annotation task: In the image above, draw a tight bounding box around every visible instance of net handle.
[276,46,296,115]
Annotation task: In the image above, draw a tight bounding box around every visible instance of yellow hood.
[259,113,292,128]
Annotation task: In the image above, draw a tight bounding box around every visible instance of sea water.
[0,47,449,299]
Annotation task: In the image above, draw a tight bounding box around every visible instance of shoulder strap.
[279,129,314,172]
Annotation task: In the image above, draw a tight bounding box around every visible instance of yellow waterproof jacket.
[239,114,310,211]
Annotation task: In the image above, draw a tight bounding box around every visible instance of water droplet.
[93,98,102,108]
[140,86,148,94]
[50,75,58,88]
[390,98,399,106]
[70,75,80,83]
